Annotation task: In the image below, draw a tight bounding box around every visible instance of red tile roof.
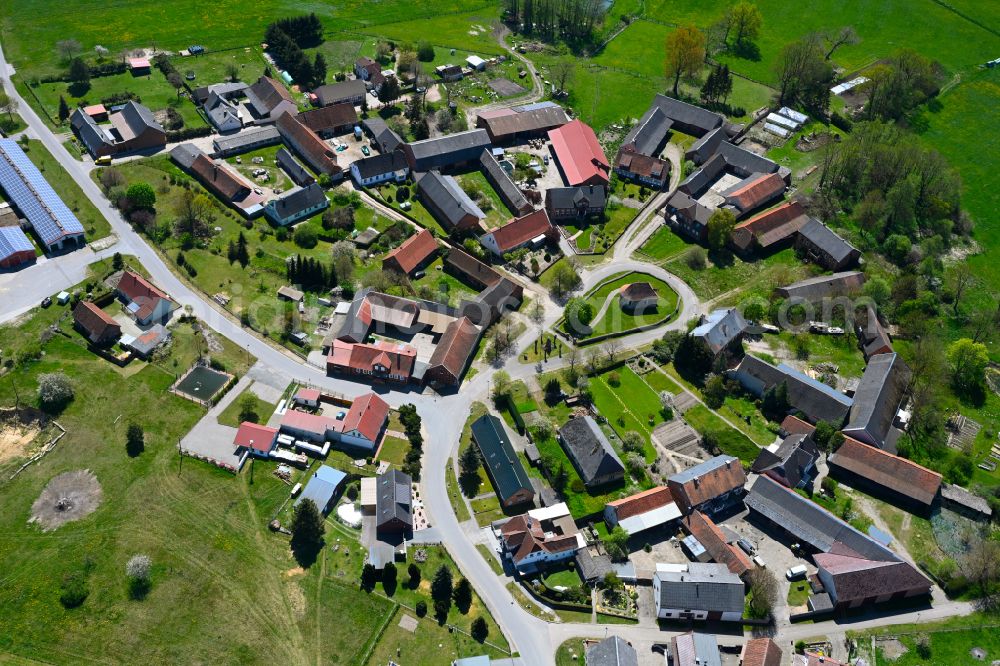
[298,103,358,134]
[117,270,171,321]
[234,422,278,452]
[382,228,439,275]
[500,513,579,564]
[548,119,610,186]
[797,653,847,666]
[606,486,674,521]
[280,409,341,437]
[725,173,785,212]
[619,282,658,302]
[828,437,943,507]
[341,392,390,443]
[276,112,340,176]
[731,201,808,251]
[682,510,752,576]
[73,301,120,340]
[295,388,321,403]
[485,209,555,254]
[190,153,251,201]
[83,104,107,117]
[813,551,931,605]
[740,638,783,666]
[668,457,746,513]
[328,339,417,379]
[780,415,816,436]
[426,317,479,385]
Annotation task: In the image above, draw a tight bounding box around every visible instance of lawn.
[215,385,280,427]
[853,614,1000,665]
[518,332,569,365]
[446,459,472,523]
[774,330,867,378]
[589,366,664,462]
[170,47,270,88]
[562,271,678,340]
[786,579,810,608]
[665,246,808,301]
[681,404,761,464]
[410,257,479,308]
[377,436,411,466]
[638,225,695,262]
[0,265,371,664]
[28,69,206,131]
[22,139,112,242]
[456,170,509,229]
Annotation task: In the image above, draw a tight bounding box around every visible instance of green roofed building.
[470,414,534,508]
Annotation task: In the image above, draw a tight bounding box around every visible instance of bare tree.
[167,72,183,99]
[94,45,110,60]
[56,39,82,62]
[747,567,779,618]
[966,537,1000,611]
[529,300,545,327]
[949,263,975,317]
[0,88,17,123]
[549,60,575,94]
[586,348,602,374]
[824,26,859,61]
[602,339,621,364]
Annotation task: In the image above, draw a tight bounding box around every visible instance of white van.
[786,564,808,580]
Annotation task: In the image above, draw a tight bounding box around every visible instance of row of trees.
[285,254,339,292]
[398,404,424,479]
[503,0,607,45]
[264,14,327,89]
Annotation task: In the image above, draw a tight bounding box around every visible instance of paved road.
[0,40,975,665]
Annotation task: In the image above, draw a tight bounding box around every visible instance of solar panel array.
[0,139,85,249]
[0,225,33,259]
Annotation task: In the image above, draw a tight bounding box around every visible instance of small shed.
[466,55,486,71]
[277,286,304,302]
[127,57,151,75]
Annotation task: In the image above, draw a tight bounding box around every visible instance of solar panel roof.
[0,225,33,258]
[0,139,85,249]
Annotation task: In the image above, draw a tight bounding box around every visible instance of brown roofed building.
[73,301,121,346]
[780,415,816,437]
[425,316,480,388]
[190,153,252,201]
[477,105,568,143]
[739,638,782,666]
[479,209,557,257]
[667,455,746,516]
[814,550,932,611]
[116,270,174,325]
[276,112,341,178]
[499,507,580,573]
[298,103,358,138]
[619,282,658,312]
[245,76,297,123]
[682,510,752,577]
[856,304,893,359]
[827,437,942,514]
[603,486,681,535]
[614,148,671,189]
[444,246,503,289]
[722,172,786,216]
[730,200,809,254]
[382,229,439,276]
[327,339,417,383]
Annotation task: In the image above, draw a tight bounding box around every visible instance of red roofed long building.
[327,339,417,383]
[425,317,481,388]
[276,111,341,178]
[339,392,390,450]
[827,437,943,515]
[722,172,786,216]
[116,270,174,325]
[547,119,610,186]
[730,200,809,254]
[382,228,439,276]
[479,209,557,257]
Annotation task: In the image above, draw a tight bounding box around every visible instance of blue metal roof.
[0,225,33,259]
[295,464,346,511]
[0,139,85,249]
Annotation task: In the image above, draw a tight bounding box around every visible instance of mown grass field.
[566,271,678,339]
[638,225,694,262]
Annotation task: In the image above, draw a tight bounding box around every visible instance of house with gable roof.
[558,416,625,489]
[498,502,582,572]
[116,270,175,325]
[667,455,746,516]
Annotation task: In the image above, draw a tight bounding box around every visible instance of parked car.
[737,539,755,556]
[786,564,807,580]
[752,555,766,568]
[40,296,52,308]
[361,145,370,156]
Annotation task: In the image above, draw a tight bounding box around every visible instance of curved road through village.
[0,43,974,665]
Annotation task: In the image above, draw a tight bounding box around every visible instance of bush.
[821,476,838,498]
[830,112,853,132]
[59,574,89,608]
[125,182,156,210]
[607,372,620,387]
[125,554,152,599]
[685,246,707,270]
[415,600,427,617]
[417,42,435,62]
[570,478,585,493]
[37,373,74,410]
[293,225,319,248]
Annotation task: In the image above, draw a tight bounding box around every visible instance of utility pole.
[249,441,255,485]
[177,437,183,475]
[11,374,20,409]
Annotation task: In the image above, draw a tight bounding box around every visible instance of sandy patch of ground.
[0,424,40,463]
[29,469,102,531]
[286,581,306,619]
[284,567,305,577]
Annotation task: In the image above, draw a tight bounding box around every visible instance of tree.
[949,263,975,317]
[382,561,397,595]
[125,554,152,599]
[458,443,482,497]
[125,423,145,457]
[812,420,845,452]
[824,26,859,60]
[407,562,421,589]
[673,335,714,385]
[415,599,427,616]
[56,39,82,62]
[360,563,377,591]
[603,526,630,561]
[293,225,319,249]
[547,260,581,299]
[112,251,124,270]
[238,392,260,423]
[564,297,594,335]
[550,60,575,94]
[626,453,646,477]
[377,76,401,104]
[947,338,989,395]
[37,373,74,410]
[0,89,18,126]
[552,463,569,495]
[491,370,511,402]
[126,182,156,210]
[453,577,473,613]
[417,42,435,62]
[68,57,90,85]
[236,231,250,268]
[774,34,832,110]
[747,567,778,618]
[728,2,763,46]
[706,208,736,250]
[176,189,213,236]
[761,381,790,419]
[166,72,183,99]
[431,564,453,620]
[57,95,70,123]
[622,431,645,454]
[290,498,325,567]
[703,374,727,409]
[965,537,1000,609]
[863,49,937,122]
[471,616,488,642]
[664,25,706,96]
[312,53,327,85]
